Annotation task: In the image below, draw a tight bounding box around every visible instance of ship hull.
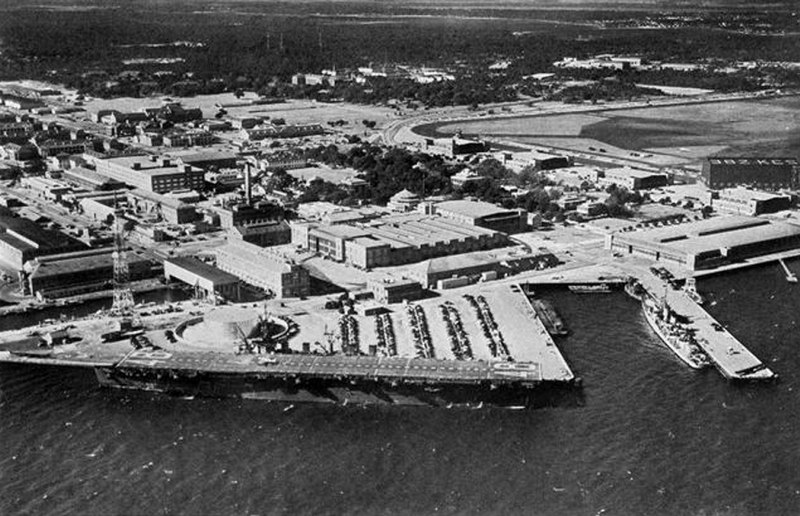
[94,367,582,409]
[642,303,705,370]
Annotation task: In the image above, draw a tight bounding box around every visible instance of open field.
[422,95,800,164]
[76,92,399,131]
[435,113,604,137]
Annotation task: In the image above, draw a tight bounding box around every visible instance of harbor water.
[1,264,799,515]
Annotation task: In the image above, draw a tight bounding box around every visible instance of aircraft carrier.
[0,287,581,408]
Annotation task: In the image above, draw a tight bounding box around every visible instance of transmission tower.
[110,196,137,323]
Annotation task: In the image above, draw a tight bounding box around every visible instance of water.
[1,265,800,515]
[0,288,192,332]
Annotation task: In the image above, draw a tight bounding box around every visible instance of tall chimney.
[244,162,252,205]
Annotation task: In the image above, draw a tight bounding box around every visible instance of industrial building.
[216,240,310,298]
[90,155,205,194]
[497,151,570,171]
[215,202,284,229]
[80,196,118,223]
[368,277,424,304]
[0,209,86,269]
[127,189,198,225]
[293,213,509,269]
[25,248,159,298]
[701,157,798,190]
[175,151,238,170]
[601,168,669,190]
[63,167,126,191]
[605,216,800,270]
[21,176,72,202]
[409,249,558,289]
[162,130,215,148]
[240,124,324,141]
[434,200,527,234]
[424,137,490,157]
[712,188,792,216]
[164,257,241,302]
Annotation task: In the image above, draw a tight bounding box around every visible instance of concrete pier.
[638,275,776,381]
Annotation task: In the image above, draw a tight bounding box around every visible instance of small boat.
[568,284,612,294]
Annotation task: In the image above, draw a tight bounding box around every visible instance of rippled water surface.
[1,265,800,515]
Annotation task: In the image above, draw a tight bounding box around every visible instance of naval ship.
[0,301,581,408]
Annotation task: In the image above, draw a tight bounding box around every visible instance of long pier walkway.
[638,274,776,381]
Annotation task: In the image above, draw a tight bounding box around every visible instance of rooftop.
[605,167,667,179]
[128,188,189,210]
[102,156,202,177]
[288,166,361,185]
[718,187,792,202]
[620,216,800,255]
[435,200,513,219]
[32,251,150,277]
[707,157,799,166]
[414,248,548,275]
[165,256,239,285]
[0,209,85,251]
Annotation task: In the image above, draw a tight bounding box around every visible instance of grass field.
[427,96,800,160]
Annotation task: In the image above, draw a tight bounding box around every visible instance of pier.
[637,274,776,381]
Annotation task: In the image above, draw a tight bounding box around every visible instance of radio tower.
[111,196,137,323]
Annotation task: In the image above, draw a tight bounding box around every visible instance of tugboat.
[641,295,710,370]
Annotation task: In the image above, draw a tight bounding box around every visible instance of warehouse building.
[434,200,527,234]
[497,150,571,171]
[216,240,309,298]
[90,155,204,194]
[164,256,241,302]
[605,216,800,270]
[424,137,490,157]
[63,166,126,191]
[293,212,509,269]
[367,277,424,304]
[215,201,284,229]
[701,157,798,190]
[0,210,86,269]
[25,248,159,298]
[712,188,793,216]
[80,196,117,222]
[601,168,669,190]
[174,151,238,170]
[128,189,198,225]
[409,249,558,289]
[228,220,291,247]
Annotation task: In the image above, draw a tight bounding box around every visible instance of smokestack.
[244,162,252,205]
